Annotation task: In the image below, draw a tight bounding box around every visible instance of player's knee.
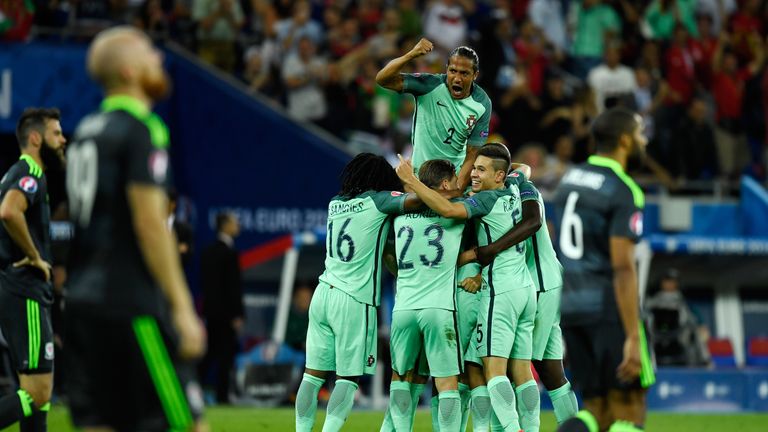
[23,385,51,408]
[533,360,568,390]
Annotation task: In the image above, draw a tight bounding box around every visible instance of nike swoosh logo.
[437,101,447,107]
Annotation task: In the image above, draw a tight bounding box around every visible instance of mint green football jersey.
[318,191,407,306]
[393,206,465,311]
[507,171,564,292]
[402,73,492,174]
[462,188,534,296]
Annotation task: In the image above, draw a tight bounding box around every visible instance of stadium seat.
[708,338,737,368]
[746,337,768,367]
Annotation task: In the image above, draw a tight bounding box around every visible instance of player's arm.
[510,163,532,179]
[474,200,541,266]
[375,38,433,92]
[128,185,204,359]
[611,236,641,382]
[457,145,479,191]
[0,190,50,281]
[396,156,468,219]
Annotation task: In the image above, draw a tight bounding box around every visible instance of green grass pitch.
[5,406,767,431]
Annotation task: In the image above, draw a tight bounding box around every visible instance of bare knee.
[19,373,53,408]
[434,376,458,393]
[466,363,486,389]
[532,359,568,391]
[509,359,533,386]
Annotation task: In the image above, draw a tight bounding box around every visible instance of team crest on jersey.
[630,211,643,236]
[148,150,169,183]
[44,342,54,360]
[391,191,404,197]
[18,176,37,194]
[367,355,375,367]
[465,114,477,129]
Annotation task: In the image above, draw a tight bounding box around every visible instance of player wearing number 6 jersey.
[553,108,655,432]
[396,145,535,432]
[296,153,422,432]
[376,39,491,190]
[387,160,465,432]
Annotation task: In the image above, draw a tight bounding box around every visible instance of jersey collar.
[587,155,645,208]
[19,154,43,178]
[100,95,169,149]
[101,95,149,118]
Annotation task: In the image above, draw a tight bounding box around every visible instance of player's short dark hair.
[16,107,61,149]
[478,143,511,173]
[339,153,403,198]
[591,107,640,153]
[215,212,234,232]
[483,142,512,172]
[418,159,456,189]
[448,46,479,72]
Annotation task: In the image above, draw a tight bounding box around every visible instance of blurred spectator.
[327,16,360,59]
[396,0,421,38]
[696,0,737,34]
[168,190,195,265]
[199,212,245,405]
[423,0,473,54]
[729,0,764,64]
[475,9,514,95]
[193,0,244,72]
[498,64,543,149]
[570,85,599,161]
[514,18,550,96]
[356,0,382,40]
[284,283,313,352]
[587,42,638,111]
[133,0,170,38]
[646,268,710,366]
[690,13,720,88]
[0,0,34,41]
[643,0,698,40]
[711,32,763,178]
[281,35,329,122]
[633,65,665,139]
[670,97,720,180]
[275,0,323,57]
[364,7,401,61]
[568,0,622,80]
[528,0,567,54]
[537,135,574,194]
[538,69,574,149]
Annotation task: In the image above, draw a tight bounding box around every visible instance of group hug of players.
[296,38,655,432]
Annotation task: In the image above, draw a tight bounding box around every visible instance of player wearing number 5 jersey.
[296,153,422,432]
[396,145,535,432]
[387,160,465,432]
[376,38,492,190]
[553,108,655,432]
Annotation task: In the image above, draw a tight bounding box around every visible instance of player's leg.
[387,310,420,432]
[532,288,577,425]
[606,389,646,431]
[422,309,462,432]
[297,283,335,432]
[456,286,480,432]
[322,289,377,432]
[0,292,51,429]
[467,361,491,432]
[509,288,539,432]
[483,290,525,432]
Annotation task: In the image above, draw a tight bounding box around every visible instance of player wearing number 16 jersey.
[553,108,655,432]
[376,39,492,190]
[296,153,422,432]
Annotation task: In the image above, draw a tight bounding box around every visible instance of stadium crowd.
[5,0,768,190]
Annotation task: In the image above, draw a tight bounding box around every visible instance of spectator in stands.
[696,0,736,34]
[528,0,567,56]
[281,35,329,123]
[670,97,720,180]
[423,0,472,54]
[275,0,323,57]
[690,13,720,88]
[537,135,574,195]
[193,0,244,73]
[711,32,763,178]
[199,212,245,405]
[134,0,170,38]
[646,268,710,366]
[514,18,550,97]
[285,283,313,352]
[729,0,764,64]
[396,0,421,39]
[633,65,665,140]
[588,42,638,112]
[643,0,699,40]
[0,0,35,41]
[567,0,622,80]
[539,69,574,149]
